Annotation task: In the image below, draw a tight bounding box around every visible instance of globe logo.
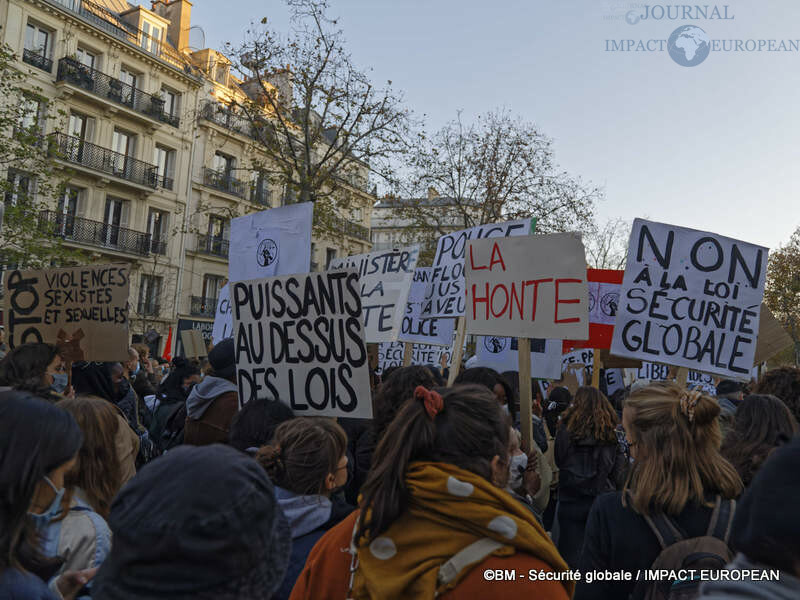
[668,25,711,67]
[257,238,278,267]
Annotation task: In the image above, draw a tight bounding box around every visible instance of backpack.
[631,495,736,600]
[161,401,186,451]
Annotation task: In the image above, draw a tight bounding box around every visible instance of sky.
[190,0,800,251]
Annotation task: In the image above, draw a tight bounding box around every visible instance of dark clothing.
[149,388,188,445]
[347,421,377,505]
[0,568,57,600]
[184,391,238,446]
[575,492,726,600]
[132,370,156,402]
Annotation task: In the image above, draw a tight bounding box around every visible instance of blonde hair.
[623,381,742,516]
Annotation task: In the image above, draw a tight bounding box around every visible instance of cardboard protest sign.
[177,318,213,357]
[474,336,562,379]
[180,329,207,358]
[4,264,129,361]
[753,304,793,365]
[231,270,372,418]
[611,219,768,378]
[465,233,589,340]
[422,218,534,319]
[397,268,456,346]
[329,246,419,343]
[214,203,314,344]
[378,341,450,374]
[563,269,624,352]
[632,361,717,395]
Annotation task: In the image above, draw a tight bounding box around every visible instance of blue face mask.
[28,476,65,530]
[50,373,69,394]
[132,362,141,377]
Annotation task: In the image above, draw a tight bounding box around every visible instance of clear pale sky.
[191,0,800,251]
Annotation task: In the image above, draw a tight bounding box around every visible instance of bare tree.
[583,217,631,270]
[764,227,800,365]
[398,110,600,247]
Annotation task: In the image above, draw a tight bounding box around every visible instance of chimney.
[266,68,294,107]
[153,0,193,53]
[427,187,438,201]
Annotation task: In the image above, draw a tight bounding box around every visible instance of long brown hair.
[623,382,742,515]
[357,384,510,543]
[560,386,618,443]
[57,395,123,518]
[256,417,347,496]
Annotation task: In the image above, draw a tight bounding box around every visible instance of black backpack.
[161,401,186,451]
[631,495,736,600]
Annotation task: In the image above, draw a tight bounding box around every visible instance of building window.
[202,274,224,302]
[212,152,235,174]
[111,129,135,178]
[138,274,162,316]
[141,21,162,55]
[118,67,138,106]
[325,248,337,269]
[214,62,228,85]
[160,88,179,117]
[147,208,168,255]
[352,207,363,222]
[76,47,97,70]
[153,145,175,189]
[103,197,127,247]
[56,187,80,236]
[4,171,33,206]
[15,96,44,137]
[25,23,51,57]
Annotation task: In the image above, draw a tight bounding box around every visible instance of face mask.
[508,453,528,490]
[501,403,510,415]
[28,476,65,530]
[132,362,141,377]
[50,373,69,394]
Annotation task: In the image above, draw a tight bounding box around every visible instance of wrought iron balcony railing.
[195,234,229,258]
[202,168,245,198]
[314,212,371,242]
[52,132,159,188]
[39,210,153,256]
[199,101,253,137]
[190,295,217,317]
[56,57,179,127]
[250,185,271,206]
[22,49,53,72]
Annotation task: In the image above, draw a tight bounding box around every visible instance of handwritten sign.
[232,270,372,418]
[421,219,533,318]
[611,219,768,378]
[397,267,455,346]
[329,246,419,343]
[177,318,213,357]
[211,284,233,345]
[474,336,562,379]
[465,233,589,340]
[4,264,130,361]
[563,269,624,352]
[378,341,450,374]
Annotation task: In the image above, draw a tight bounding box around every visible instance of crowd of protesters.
[1,338,799,599]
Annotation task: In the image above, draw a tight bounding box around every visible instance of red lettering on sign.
[490,284,509,317]
[555,278,582,324]
[471,282,490,320]
[489,242,506,271]
[468,245,488,271]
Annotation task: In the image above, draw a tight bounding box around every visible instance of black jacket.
[554,426,627,506]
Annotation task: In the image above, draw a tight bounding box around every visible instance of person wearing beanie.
[92,444,291,600]
[699,435,800,599]
[184,338,239,446]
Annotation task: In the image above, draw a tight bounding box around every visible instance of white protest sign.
[213,203,314,344]
[329,246,419,343]
[474,336,562,379]
[397,267,456,346]
[422,219,533,318]
[611,219,768,379]
[378,341,450,374]
[465,233,589,340]
[231,270,372,418]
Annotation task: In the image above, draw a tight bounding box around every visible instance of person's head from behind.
[124,347,140,378]
[716,379,744,402]
[560,386,618,442]
[229,398,294,453]
[57,395,123,518]
[720,394,798,487]
[0,342,65,394]
[454,367,514,417]
[730,435,800,576]
[207,338,236,383]
[373,365,438,440]
[359,384,510,542]
[544,385,572,432]
[92,445,290,599]
[622,382,742,515]
[0,390,83,574]
[158,356,201,397]
[132,343,150,364]
[256,418,348,497]
[755,366,800,424]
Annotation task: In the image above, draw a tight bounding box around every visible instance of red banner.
[562,269,623,352]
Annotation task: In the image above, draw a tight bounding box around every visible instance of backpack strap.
[436,537,504,589]
[706,496,736,544]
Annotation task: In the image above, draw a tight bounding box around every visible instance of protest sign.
[465,233,589,340]
[180,329,207,359]
[753,304,793,365]
[177,318,213,357]
[232,270,372,418]
[378,341,450,374]
[421,218,534,319]
[563,269,624,352]
[397,267,456,346]
[611,219,768,378]
[329,246,419,343]
[4,264,129,361]
[211,284,233,345]
[474,336,562,379]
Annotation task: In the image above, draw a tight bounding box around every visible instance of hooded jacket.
[183,376,238,446]
[699,554,800,599]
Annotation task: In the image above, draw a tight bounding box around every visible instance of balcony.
[52,133,158,189]
[199,102,253,137]
[190,296,217,317]
[22,49,53,73]
[195,234,229,258]
[314,212,371,242]
[150,238,167,255]
[250,185,271,206]
[39,210,153,256]
[202,168,245,198]
[56,58,180,128]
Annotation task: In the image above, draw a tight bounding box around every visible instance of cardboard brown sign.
[754,304,794,365]
[180,329,207,359]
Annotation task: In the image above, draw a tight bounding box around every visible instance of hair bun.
[255,444,285,480]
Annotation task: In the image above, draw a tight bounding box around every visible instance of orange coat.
[290,511,571,600]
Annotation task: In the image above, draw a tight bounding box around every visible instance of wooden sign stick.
[447,317,467,386]
[402,342,413,367]
[518,338,533,453]
[591,351,602,388]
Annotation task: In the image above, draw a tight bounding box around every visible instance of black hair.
[0,343,59,395]
[0,390,83,576]
[454,367,515,423]
[544,386,572,435]
[229,398,295,452]
[373,366,439,442]
[157,357,201,401]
